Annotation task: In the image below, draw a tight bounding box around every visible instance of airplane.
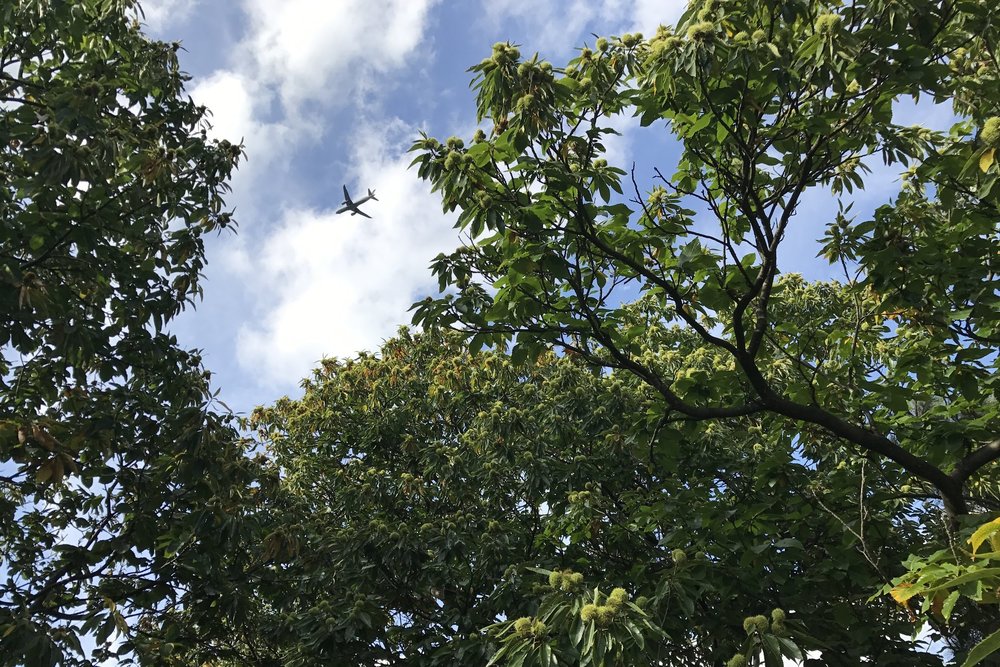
[336,185,377,218]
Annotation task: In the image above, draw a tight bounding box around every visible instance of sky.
[84,2,956,663]
[138,0,690,415]
[141,0,956,418]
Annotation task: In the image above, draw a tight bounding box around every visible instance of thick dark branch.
[952,440,1000,484]
[754,389,965,514]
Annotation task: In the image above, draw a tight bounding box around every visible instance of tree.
[408,0,1000,660]
[0,2,258,664]
[175,329,950,666]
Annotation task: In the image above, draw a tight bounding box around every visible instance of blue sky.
[137,0,689,415]
[140,0,955,417]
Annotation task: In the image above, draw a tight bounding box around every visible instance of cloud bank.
[235,120,459,384]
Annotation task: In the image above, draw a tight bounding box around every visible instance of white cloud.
[482,0,686,53]
[179,0,440,223]
[235,119,459,385]
[628,0,686,34]
[240,0,440,110]
[138,0,198,32]
[187,70,305,196]
[189,70,265,145]
[602,113,641,169]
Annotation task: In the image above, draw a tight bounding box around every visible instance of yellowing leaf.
[890,582,917,605]
[980,147,996,173]
[970,517,1000,556]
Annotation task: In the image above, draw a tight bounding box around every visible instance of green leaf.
[970,518,1000,556]
[962,627,1000,667]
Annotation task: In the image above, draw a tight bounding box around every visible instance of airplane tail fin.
[368,188,378,201]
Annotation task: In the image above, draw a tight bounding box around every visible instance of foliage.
[882,515,1000,666]
[486,575,668,667]
[163,329,959,665]
[410,0,1000,514]
[408,0,1000,659]
[0,1,256,664]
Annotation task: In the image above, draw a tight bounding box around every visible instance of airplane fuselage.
[336,186,377,218]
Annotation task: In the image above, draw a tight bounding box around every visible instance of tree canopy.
[3,0,1000,664]
[406,0,1000,661]
[0,2,258,664]
[165,328,942,665]
[411,0,1000,519]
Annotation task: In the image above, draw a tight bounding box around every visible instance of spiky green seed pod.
[622,32,642,47]
[607,588,628,609]
[772,620,787,635]
[549,571,563,588]
[593,158,607,168]
[446,136,464,150]
[596,37,609,51]
[771,608,786,623]
[473,128,486,144]
[596,605,616,625]
[532,620,547,635]
[491,43,520,64]
[580,47,593,61]
[697,7,713,20]
[444,151,461,170]
[581,603,599,621]
[982,117,1000,147]
[743,615,769,635]
[672,548,687,565]
[664,36,683,50]
[751,29,765,42]
[513,617,533,636]
[727,655,747,667]
[569,572,584,586]
[733,31,749,44]
[539,61,553,73]
[687,21,715,41]
[516,94,535,111]
[815,13,842,34]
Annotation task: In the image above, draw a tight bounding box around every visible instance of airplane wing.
[335,205,350,214]
[342,185,351,203]
[355,208,372,219]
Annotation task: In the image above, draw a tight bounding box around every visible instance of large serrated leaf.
[970,518,1000,556]
[962,627,1000,667]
